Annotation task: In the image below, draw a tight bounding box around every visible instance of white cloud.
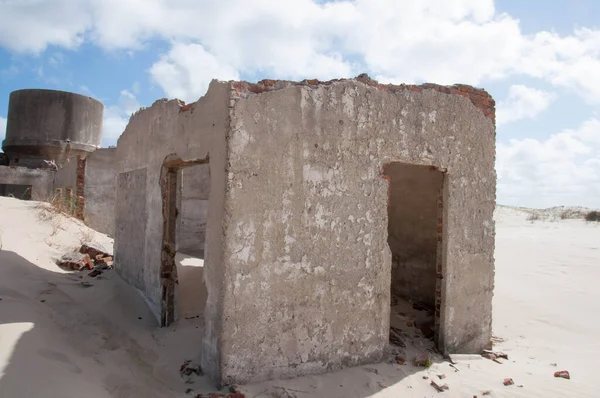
[497,118,600,208]
[0,116,7,143]
[0,0,90,54]
[101,89,141,146]
[149,43,240,103]
[496,85,557,125]
[2,1,600,103]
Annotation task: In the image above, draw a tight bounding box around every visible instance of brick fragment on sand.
[79,242,110,259]
[554,370,570,379]
[503,378,514,386]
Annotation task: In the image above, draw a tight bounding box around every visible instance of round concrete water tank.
[2,89,103,167]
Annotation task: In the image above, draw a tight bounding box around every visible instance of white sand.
[0,197,598,397]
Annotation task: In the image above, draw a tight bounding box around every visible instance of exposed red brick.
[229,74,496,124]
[75,155,86,220]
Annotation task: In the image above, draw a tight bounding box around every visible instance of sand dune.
[0,197,598,397]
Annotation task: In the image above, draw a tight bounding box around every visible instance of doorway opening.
[0,184,32,200]
[161,155,210,327]
[383,163,445,349]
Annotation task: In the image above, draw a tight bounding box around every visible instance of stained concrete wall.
[177,164,210,256]
[0,166,54,200]
[53,155,78,192]
[115,167,148,289]
[84,148,117,236]
[111,76,495,387]
[385,163,444,308]
[220,78,496,384]
[113,81,230,383]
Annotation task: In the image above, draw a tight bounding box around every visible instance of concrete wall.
[113,81,230,383]
[115,167,148,289]
[385,163,443,308]
[53,155,78,192]
[220,78,496,384]
[84,148,117,236]
[0,166,55,200]
[177,164,210,256]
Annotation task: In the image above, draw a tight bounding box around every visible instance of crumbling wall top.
[230,73,495,124]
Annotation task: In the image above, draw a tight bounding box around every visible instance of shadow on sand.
[0,249,446,398]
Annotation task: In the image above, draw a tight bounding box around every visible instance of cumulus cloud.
[0,116,7,143]
[101,89,141,146]
[2,0,600,104]
[149,43,239,103]
[2,0,600,207]
[496,85,557,125]
[0,0,90,53]
[497,118,600,208]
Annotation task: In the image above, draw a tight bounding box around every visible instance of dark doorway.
[0,184,32,200]
[384,163,445,347]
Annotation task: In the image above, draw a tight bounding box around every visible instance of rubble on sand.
[57,243,113,276]
[414,351,432,367]
[430,380,449,392]
[554,370,570,379]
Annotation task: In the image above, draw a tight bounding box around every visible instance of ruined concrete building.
[0,75,496,387]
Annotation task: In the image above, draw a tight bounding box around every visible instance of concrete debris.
[482,350,508,360]
[482,390,491,395]
[503,378,514,386]
[79,242,110,259]
[414,351,431,367]
[438,374,446,379]
[395,353,406,365]
[58,244,114,276]
[180,360,203,377]
[430,380,449,392]
[389,326,406,347]
[554,370,570,379]
[57,252,92,271]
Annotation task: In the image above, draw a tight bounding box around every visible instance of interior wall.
[114,168,148,291]
[385,163,443,308]
[84,148,117,236]
[53,155,79,192]
[176,164,210,257]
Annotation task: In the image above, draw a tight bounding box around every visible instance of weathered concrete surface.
[385,163,443,308]
[0,166,55,200]
[115,167,148,290]
[220,78,496,384]
[113,82,230,384]
[111,76,495,387]
[84,148,117,236]
[2,89,103,167]
[177,164,210,256]
[53,155,79,193]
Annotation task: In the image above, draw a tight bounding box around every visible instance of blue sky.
[0,0,599,208]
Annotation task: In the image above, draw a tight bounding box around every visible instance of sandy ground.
[0,197,598,397]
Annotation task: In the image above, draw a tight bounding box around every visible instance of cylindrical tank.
[2,89,104,168]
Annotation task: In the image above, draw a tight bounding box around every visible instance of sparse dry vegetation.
[585,210,600,222]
